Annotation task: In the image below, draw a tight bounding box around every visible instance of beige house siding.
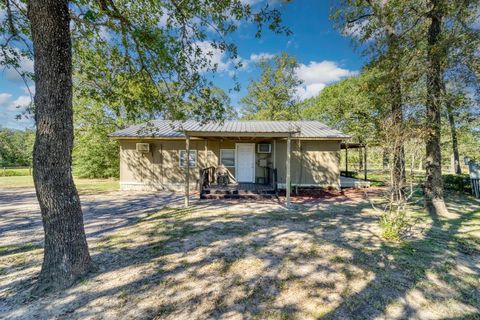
[275,140,340,188]
[118,138,340,191]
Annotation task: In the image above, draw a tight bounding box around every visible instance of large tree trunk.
[446,101,461,174]
[28,0,92,291]
[424,0,449,216]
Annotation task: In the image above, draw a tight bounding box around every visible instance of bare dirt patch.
[0,188,479,319]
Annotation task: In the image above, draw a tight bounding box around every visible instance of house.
[109,120,349,206]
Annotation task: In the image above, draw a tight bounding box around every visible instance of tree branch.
[347,13,374,24]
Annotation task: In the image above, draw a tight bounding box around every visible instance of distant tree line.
[240,0,479,217]
[0,128,35,167]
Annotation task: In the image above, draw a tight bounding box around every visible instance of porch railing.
[266,167,278,195]
[200,166,278,197]
[199,166,216,195]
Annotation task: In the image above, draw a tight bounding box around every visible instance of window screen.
[220,149,235,167]
[179,150,197,167]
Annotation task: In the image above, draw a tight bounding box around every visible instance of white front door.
[236,143,255,183]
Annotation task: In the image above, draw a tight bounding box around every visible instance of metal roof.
[109,120,349,139]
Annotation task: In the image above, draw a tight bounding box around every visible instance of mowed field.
[0,175,119,194]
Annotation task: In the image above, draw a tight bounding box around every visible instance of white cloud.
[249,52,275,63]
[0,93,33,129]
[296,83,327,100]
[4,56,34,81]
[8,95,31,111]
[343,20,369,40]
[295,60,356,100]
[0,93,12,105]
[195,41,232,72]
[21,85,35,95]
[296,61,356,85]
[236,52,275,71]
[193,44,275,75]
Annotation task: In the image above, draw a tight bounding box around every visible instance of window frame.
[179,149,197,167]
[220,149,236,168]
[257,143,272,154]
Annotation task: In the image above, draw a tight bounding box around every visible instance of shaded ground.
[0,187,479,319]
[0,188,185,247]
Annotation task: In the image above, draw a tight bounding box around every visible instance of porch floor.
[201,183,276,199]
[340,176,371,188]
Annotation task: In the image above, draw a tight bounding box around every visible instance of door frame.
[235,143,256,183]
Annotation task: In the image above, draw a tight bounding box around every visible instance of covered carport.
[340,142,370,188]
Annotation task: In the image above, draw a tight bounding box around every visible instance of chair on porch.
[216,164,236,186]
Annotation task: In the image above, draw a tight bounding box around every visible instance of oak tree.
[0,0,287,290]
[241,52,302,120]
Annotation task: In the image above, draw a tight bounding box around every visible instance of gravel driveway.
[0,188,185,247]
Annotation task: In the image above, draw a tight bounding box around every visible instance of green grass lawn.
[0,175,118,193]
[365,170,426,186]
[0,167,31,177]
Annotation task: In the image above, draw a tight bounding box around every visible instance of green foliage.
[1,0,289,124]
[443,174,471,194]
[67,0,288,121]
[72,98,122,178]
[380,210,408,241]
[180,87,238,121]
[241,53,302,120]
[0,167,30,176]
[0,128,35,167]
[301,69,386,145]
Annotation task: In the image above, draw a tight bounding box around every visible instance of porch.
[200,183,277,199]
[340,176,371,188]
[183,133,288,206]
[199,166,278,199]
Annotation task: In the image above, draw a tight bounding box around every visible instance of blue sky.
[0,0,364,130]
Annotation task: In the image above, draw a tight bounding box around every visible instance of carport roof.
[109,120,349,139]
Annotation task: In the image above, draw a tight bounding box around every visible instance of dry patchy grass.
[0,191,479,319]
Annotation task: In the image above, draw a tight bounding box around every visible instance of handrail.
[266,167,278,196]
[199,166,216,196]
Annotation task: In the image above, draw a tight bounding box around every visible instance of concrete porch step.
[200,193,276,200]
[203,189,276,195]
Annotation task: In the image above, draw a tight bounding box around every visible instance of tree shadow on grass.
[2,192,479,319]
[321,193,480,319]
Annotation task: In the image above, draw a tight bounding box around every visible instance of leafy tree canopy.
[301,67,387,145]
[1,0,289,122]
[240,52,302,120]
[0,127,34,167]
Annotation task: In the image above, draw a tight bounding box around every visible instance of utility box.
[258,159,268,167]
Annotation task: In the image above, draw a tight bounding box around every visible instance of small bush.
[443,174,471,193]
[380,210,407,241]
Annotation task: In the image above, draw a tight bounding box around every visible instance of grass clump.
[380,209,408,241]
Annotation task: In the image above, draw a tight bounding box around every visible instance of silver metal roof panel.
[110,120,349,139]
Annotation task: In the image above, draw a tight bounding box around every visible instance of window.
[179,150,197,167]
[220,149,235,167]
